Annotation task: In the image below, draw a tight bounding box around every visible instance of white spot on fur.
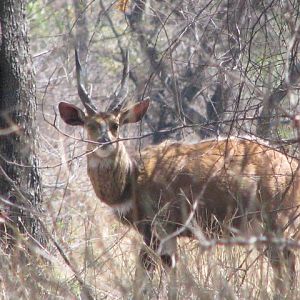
[111,198,133,216]
[170,254,176,269]
[158,237,177,268]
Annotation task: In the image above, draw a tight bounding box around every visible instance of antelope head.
[58,50,149,158]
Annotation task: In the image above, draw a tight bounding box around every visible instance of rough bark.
[0,0,44,246]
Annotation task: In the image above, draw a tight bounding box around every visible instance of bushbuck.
[59,50,300,294]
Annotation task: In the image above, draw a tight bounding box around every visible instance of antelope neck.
[87,144,135,212]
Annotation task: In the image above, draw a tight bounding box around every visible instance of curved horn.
[75,49,98,115]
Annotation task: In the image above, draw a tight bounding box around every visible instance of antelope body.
[59,51,300,293]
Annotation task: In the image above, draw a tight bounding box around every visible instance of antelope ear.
[119,99,150,125]
[58,102,85,126]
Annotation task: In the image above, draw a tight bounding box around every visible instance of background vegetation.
[1,0,300,299]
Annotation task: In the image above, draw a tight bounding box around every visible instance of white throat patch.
[94,147,114,158]
[87,155,113,169]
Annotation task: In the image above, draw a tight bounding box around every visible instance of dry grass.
[1,209,299,299]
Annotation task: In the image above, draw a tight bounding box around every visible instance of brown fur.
[126,138,300,235]
[59,99,300,292]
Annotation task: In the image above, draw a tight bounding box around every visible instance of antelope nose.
[97,136,110,144]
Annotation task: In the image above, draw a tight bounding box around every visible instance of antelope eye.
[110,122,119,131]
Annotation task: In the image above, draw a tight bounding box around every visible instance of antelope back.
[134,137,299,236]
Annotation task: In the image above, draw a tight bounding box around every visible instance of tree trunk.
[0,0,44,246]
